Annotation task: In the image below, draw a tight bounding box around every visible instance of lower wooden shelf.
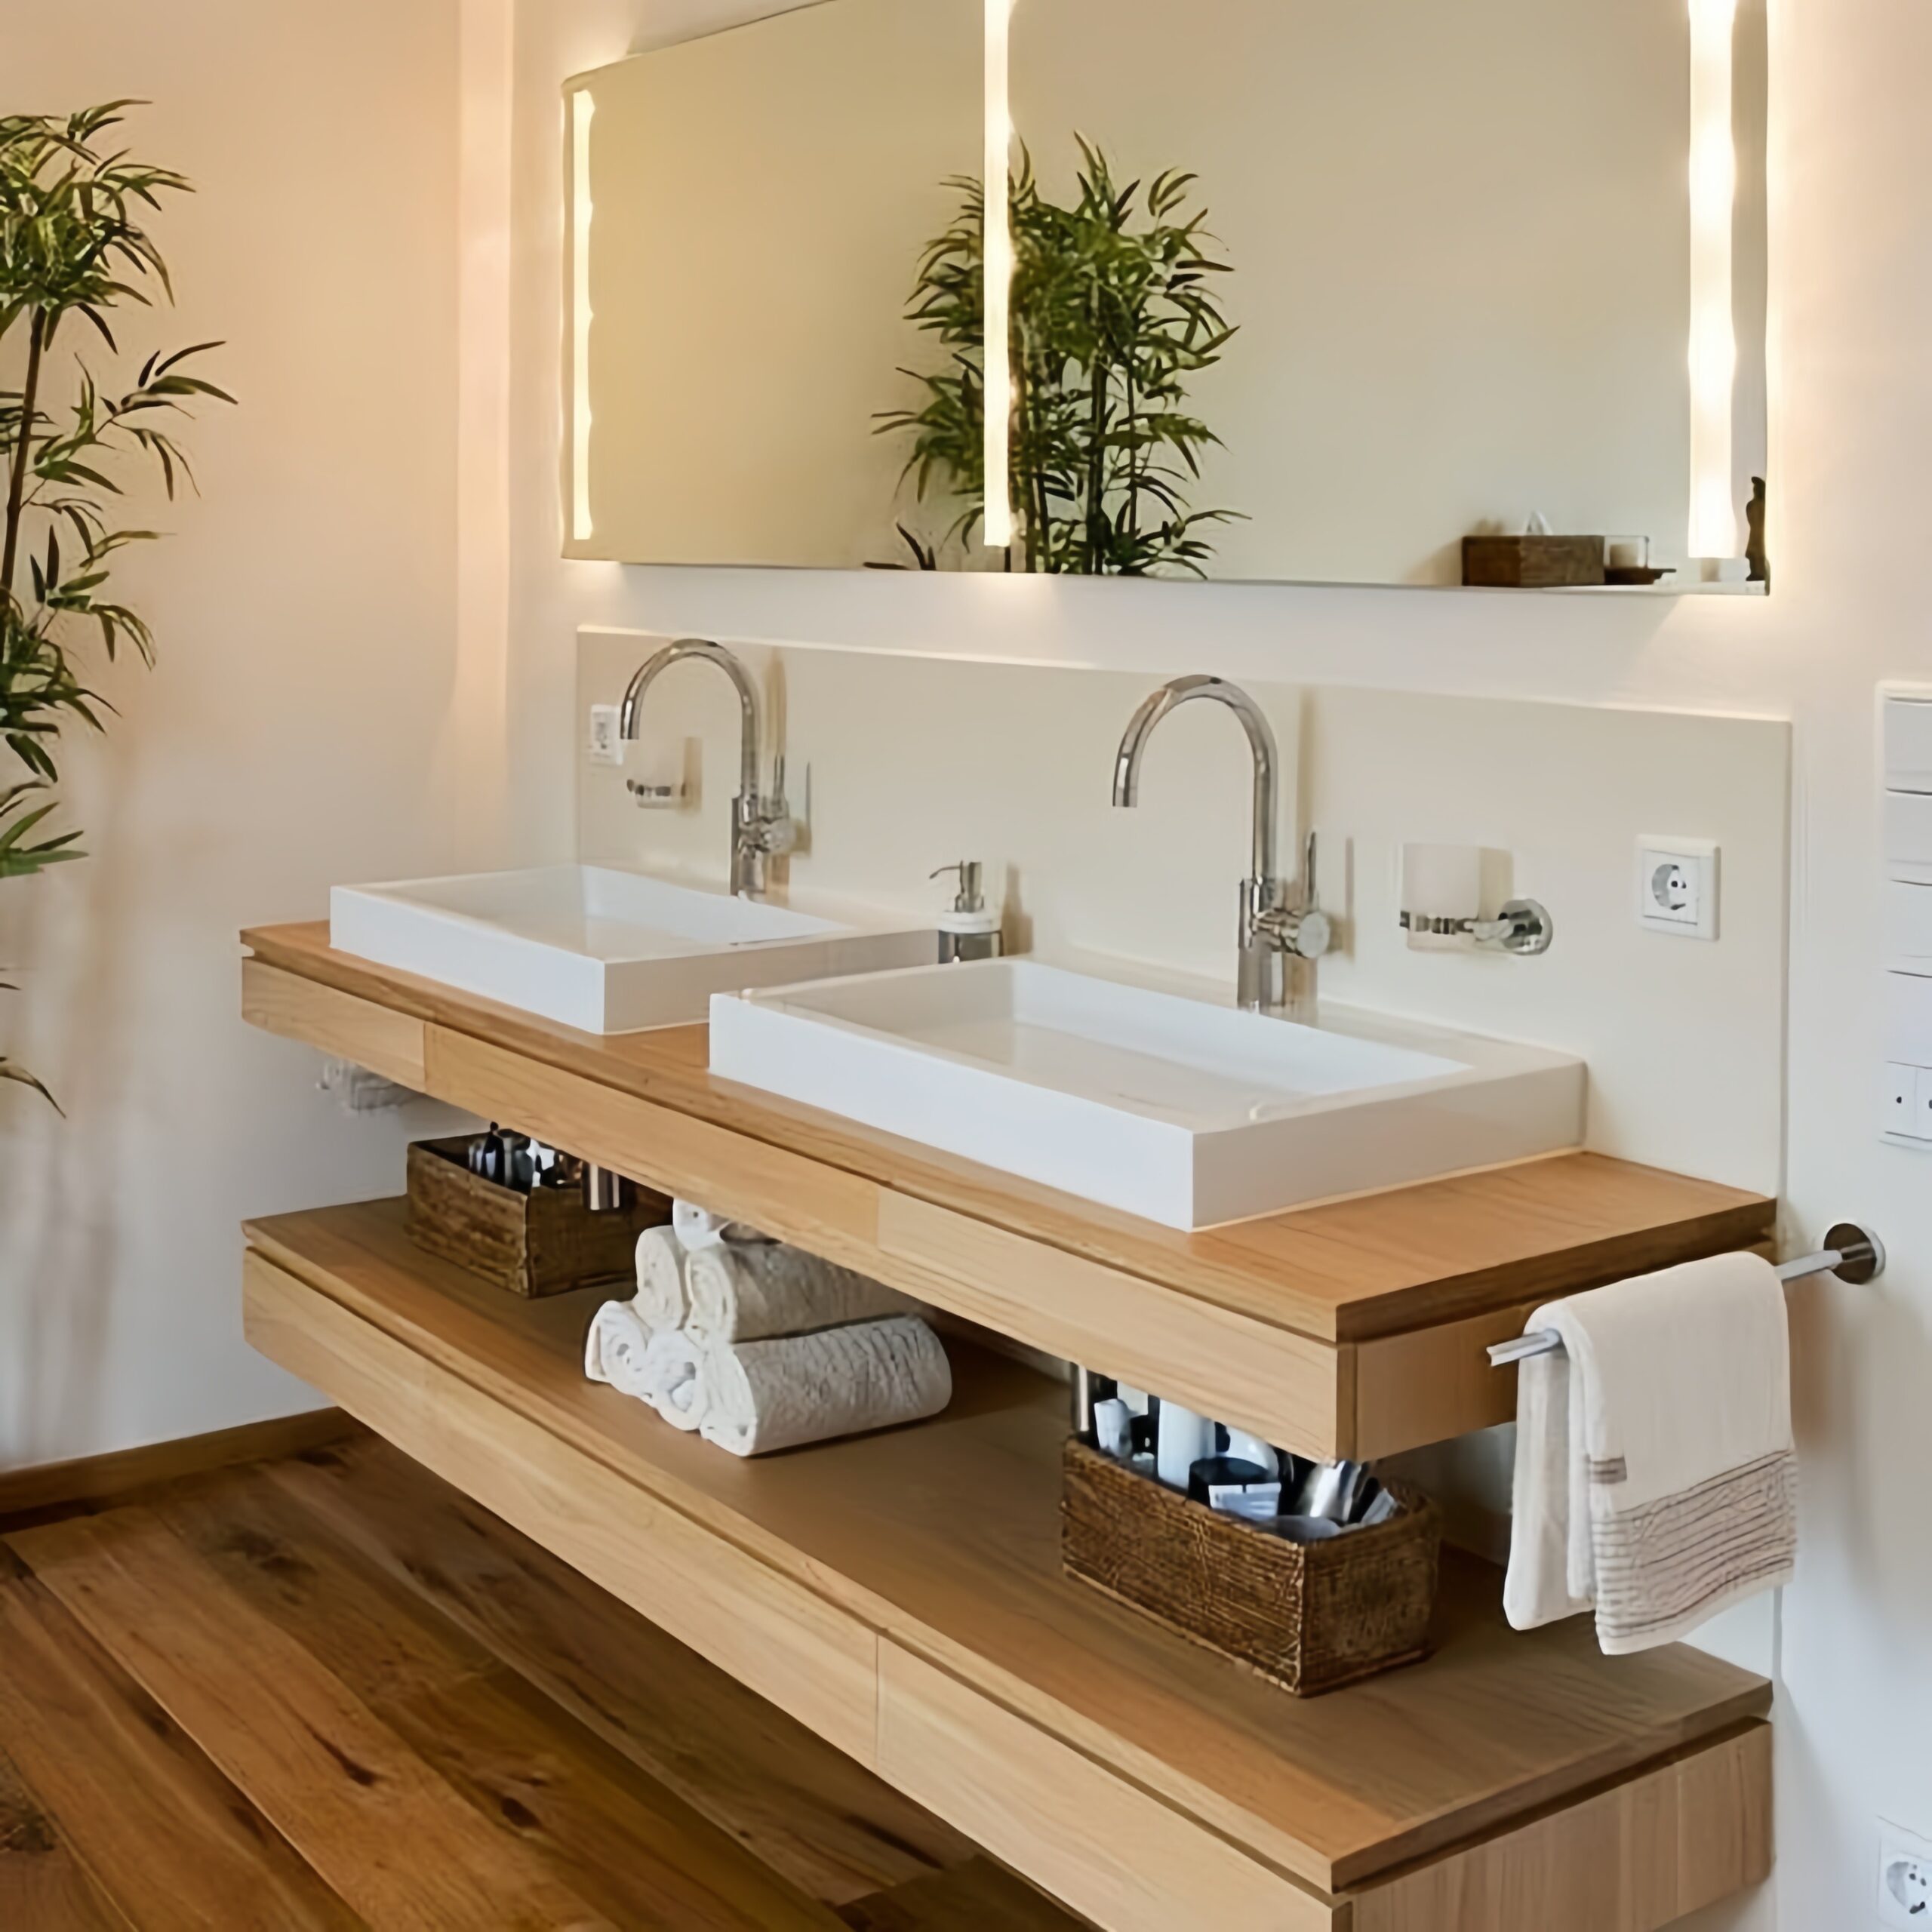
[243,1199,1773,1932]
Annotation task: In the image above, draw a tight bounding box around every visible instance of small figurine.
[1745,476,1770,586]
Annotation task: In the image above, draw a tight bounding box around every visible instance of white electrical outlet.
[1879,1820,1932,1926]
[587,703,624,767]
[1636,836,1719,940]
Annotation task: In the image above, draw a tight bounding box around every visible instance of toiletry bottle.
[1155,1401,1214,1490]
[931,861,1004,964]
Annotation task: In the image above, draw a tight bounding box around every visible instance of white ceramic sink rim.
[340,864,852,959]
[708,956,1586,1229]
[329,864,935,1034]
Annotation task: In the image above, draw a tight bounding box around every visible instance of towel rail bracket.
[1486,1223,1886,1369]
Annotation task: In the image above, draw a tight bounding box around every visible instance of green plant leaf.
[881,137,1239,576]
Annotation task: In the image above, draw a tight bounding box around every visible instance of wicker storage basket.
[1061,1439,1441,1697]
[406,1137,670,1299]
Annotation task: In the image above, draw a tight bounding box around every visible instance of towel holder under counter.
[1486,1223,1887,1368]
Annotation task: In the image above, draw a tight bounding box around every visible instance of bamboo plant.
[879,139,1240,575]
[1,102,232,1102]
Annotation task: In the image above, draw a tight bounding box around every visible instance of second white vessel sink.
[331,866,934,1033]
[709,958,1586,1229]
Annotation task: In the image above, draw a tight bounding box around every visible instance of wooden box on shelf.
[1461,534,1605,589]
[1061,1439,1441,1697]
[405,1137,670,1299]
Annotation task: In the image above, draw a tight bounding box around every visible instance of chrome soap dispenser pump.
[931,861,1004,964]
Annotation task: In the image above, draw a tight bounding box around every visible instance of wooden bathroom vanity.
[241,922,1778,1931]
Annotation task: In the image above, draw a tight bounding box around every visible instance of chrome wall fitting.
[1398,897,1555,956]
[1488,1223,1887,1367]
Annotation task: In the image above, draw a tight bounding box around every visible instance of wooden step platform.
[242,1198,1773,1932]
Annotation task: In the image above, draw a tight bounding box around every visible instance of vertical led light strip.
[1687,0,1739,557]
[983,0,1014,550]
[570,87,597,544]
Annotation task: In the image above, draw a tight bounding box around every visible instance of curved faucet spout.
[1112,675,1279,888]
[619,638,792,900]
[620,638,761,810]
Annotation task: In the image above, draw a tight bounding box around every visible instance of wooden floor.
[0,1428,1085,1930]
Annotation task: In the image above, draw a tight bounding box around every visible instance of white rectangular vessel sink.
[709,958,1586,1229]
[331,866,934,1034]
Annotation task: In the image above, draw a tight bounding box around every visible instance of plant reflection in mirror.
[878,140,1241,576]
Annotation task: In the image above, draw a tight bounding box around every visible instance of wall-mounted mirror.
[567,0,1768,593]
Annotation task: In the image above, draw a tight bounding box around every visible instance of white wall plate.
[1636,836,1720,940]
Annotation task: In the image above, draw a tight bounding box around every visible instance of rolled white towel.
[645,1332,706,1430]
[672,1198,774,1254]
[633,1226,689,1337]
[694,1316,952,1459]
[586,1304,704,1421]
[584,1302,657,1400]
[684,1241,914,1349]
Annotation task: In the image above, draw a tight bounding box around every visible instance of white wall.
[512,2,1932,1925]
[0,1,473,1465]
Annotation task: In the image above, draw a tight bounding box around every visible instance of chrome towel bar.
[1487,1223,1886,1368]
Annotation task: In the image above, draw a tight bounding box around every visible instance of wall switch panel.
[1884,688,1932,795]
[1883,974,1932,1146]
[1888,882,1932,969]
[1635,836,1719,940]
[587,703,624,767]
[1884,792,1932,884]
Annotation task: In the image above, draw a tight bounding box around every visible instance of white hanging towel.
[1505,1251,1797,1655]
[682,1241,915,1349]
[693,1317,952,1458]
[632,1226,690,1337]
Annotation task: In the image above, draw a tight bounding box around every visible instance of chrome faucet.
[1112,675,1333,1013]
[619,638,796,900]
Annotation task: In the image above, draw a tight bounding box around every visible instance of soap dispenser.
[931,861,1004,964]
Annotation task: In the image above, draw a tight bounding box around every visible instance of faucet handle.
[1260,903,1335,961]
[1257,830,1334,959]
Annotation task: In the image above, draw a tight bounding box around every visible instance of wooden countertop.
[245,1198,1772,1906]
[243,921,1774,1354]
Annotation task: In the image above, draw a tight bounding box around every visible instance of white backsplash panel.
[580,631,1789,1196]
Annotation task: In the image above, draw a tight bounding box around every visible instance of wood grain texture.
[0,1544,365,1931]
[0,1436,995,1932]
[876,1641,1338,1932]
[0,1405,357,1527]
[149,1470,849,1932]
[243,955,428,1090]
[875,1192,1352,1458]
[0,1742,137,1932]
[1352,1723,1773,1932]
[243,1248,883,1767]
[1349,1302,1540,1460]
[11,1507,623,1931]
[263,1435,973,1907]
[242,1200,1774,1899]
[245,923,1775,1347]
[838,1858,1088,1931]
